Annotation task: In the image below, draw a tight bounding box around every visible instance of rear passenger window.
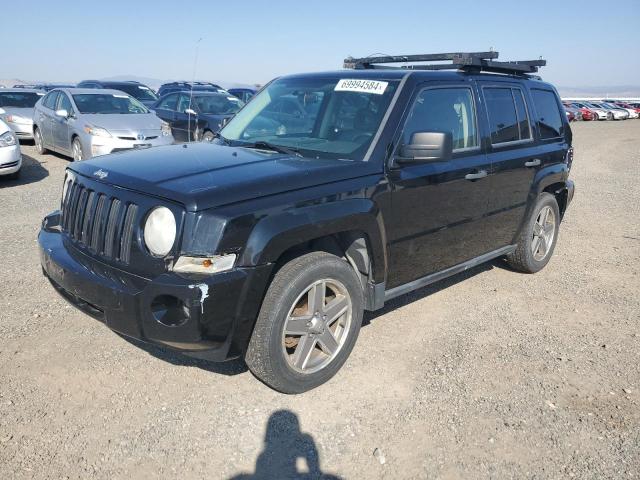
[531,89,563,139]
[484,87,532,145]
[402,87,478,151]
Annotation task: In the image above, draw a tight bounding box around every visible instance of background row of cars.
[0,80,257,177]
[562,100,640,121]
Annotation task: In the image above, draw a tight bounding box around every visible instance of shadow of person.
[230,410,342,480]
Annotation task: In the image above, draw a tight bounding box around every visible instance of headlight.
[0,131,16,147]
[84,124,112,137]
[6,115,30,125]
[173,254,236,274]
[161,121,171,136]
[144,207,176,257]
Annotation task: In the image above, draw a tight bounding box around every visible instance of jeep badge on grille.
[93,169,108,179]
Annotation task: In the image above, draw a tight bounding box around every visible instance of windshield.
[72,93,149,114]
[112,84,159,102]
[220,76,399,160]
[0,92,43,108]
[194,95,244,115]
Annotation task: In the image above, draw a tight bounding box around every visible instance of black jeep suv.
[39,52,574,393]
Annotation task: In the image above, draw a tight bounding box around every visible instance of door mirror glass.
[55,109,69,118]
[397,131,453,164]
[185,108,197,115]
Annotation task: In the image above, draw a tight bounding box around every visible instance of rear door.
[153,93,179,137]
[477,83,540,246]
[386,82,494,288]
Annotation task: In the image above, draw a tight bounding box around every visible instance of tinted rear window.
[531,89,563,139]
[484,88,519,144]
[0,92,43,108]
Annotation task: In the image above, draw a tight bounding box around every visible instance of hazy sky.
[3,0,639,87]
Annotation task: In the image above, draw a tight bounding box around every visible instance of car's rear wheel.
[34,128,47,155]
[72,138,84,161]
[245,251,364,394]
[202,130,215,142]
[507,192,560,274]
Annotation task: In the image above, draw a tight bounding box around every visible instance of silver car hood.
[80,113,162,133]
[1,107,34,120]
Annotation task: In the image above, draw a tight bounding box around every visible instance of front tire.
[34,127,47,155]
[202,130,215,142]
[245,251,364,394]
[72,137,84,161]
[507,193,560,273]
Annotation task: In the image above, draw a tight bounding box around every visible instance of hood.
[70,143,378,211]
[80,113,162,133]
[0,107,35,121]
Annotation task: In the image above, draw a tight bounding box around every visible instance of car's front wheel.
[34,127,47,155]
[245,251,364,394]
[72,138,84,161]
[507,192,560,273]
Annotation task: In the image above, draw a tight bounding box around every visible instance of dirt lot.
[0,121,638,479]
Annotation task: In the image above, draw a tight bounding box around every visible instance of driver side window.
[58,93,73,115]
[177,94,193,113]
[402,87,479,151]
[157,93,178,111]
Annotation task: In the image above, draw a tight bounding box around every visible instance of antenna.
[187,37,202,142]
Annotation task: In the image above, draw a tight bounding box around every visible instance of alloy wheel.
[531,206,556,262]
[282,278,352,374]
[72,140,83,161]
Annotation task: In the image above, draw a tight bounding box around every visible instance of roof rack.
[343,51,546,76]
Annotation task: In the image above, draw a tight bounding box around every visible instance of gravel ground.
[0,121,638,479]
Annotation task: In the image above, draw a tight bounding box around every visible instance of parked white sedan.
[0,119,21,179]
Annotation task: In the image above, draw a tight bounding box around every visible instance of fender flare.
[238,198,388,284]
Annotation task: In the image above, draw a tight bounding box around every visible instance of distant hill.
[557,85,640,98]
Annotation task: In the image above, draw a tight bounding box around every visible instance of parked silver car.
[0,119,21,179]
[33,88,174,161]
[0,88,45,140]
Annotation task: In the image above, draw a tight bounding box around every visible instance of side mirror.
[396,131,453,164]
[55,109,69,118]
[185,108,197,116]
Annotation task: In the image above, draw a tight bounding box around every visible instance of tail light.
[566,146,574,172]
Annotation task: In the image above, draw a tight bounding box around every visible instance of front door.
[153,92,179,138]
[52,92,73,153]
[386,83,494,288]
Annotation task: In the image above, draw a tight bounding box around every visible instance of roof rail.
[343,51,546,75]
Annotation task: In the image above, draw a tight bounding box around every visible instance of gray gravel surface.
[0,121,638,479]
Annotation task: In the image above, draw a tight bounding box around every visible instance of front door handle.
[525,158,541,167]
[465,170,488,181]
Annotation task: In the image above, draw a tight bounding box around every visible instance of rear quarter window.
[531,89,564,139]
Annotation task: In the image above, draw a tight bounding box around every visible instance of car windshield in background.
[0,92,43,108]
[194,95,244,115]
[112,84,158,102]
[220,76,399,160]
[72,94,149,114]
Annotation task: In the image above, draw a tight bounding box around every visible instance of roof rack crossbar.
[343,51,546,75]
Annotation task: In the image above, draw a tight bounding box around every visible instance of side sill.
[383,245,516,303]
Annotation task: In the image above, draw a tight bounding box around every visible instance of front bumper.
[39,211,271,361]
[0,144,21,175]
[84,133,174,159]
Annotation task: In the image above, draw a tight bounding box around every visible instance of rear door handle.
[465,170,488,181]
[525,159,541,167]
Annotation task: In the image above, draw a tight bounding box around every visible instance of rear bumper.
[39,211,271,361]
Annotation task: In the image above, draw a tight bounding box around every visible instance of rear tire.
[34,127,47,155]
[507,193,560,274]
[245,251,364,394]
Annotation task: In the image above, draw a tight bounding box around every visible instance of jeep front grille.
[61,179,138,264]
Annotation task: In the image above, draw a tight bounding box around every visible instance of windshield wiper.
[243,141,302,157]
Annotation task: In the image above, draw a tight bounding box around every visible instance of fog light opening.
[151,295,189,327]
